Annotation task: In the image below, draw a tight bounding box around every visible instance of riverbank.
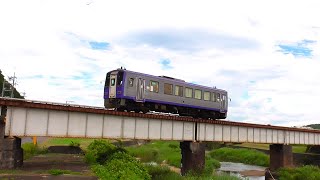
[18,138,320,180]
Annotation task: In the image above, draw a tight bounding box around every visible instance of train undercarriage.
[105,98,227,119]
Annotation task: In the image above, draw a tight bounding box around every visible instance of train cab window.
[195,89,202,100]
[185,87,193,98]
[105,73,111,87]
[217,93,221,102]
[129,78,134,87]
[175,85,183,96]
[204,91,211,101]
[150,81,159,93]
[111,78,116,86]
[212,92,217,102]
[164,83,173,95]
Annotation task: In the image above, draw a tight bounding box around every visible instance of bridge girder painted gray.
[4,106,320,145]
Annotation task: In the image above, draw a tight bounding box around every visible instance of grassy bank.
[234,143,307,153]
[125,141,181,167]
[209,147,269,167]
[41,138,97,150]
[278,165,320,180]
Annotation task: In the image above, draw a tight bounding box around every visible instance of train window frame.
[212,92,217,102]
[164,83,173,95]
[195,89,202,100]
[185,87,193,98]
[129,78,134,87]
[175,85,183,97]
[204,91,210,101]
[150,80,159,93]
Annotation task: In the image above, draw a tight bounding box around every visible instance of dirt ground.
[0,153,97,180]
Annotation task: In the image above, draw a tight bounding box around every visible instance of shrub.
[85,140,126,164]
[92,152,151,180]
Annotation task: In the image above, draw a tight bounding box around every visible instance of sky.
[1,0,320,127]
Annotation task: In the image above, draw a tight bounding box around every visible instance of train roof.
[110,68,228,93]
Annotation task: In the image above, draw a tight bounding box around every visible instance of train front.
[104,68,125,108]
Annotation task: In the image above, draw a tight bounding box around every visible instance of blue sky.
[278,40,316,58]
[1,0,320,127]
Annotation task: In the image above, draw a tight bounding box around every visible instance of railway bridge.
[1,97,320,178]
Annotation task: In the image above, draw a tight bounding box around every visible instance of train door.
[136,78,145,102]
[109,73,117,98]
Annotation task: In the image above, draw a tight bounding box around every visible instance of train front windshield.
[117,71,124,86]
[105,72,111,87]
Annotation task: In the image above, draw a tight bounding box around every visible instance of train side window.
[129,78,134,87]
[164,83,173,95]
[217,93,221,101]
[111,78,116,86]
[175,85,183,96]
[212,92,217,102]
[195,89,202,100]
[185,87,193,98]
[204,91,210,101]
[150,81,159,93]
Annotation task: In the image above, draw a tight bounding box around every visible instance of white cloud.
[1,0,320,127]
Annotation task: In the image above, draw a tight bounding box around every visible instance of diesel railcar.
[104,67,228,119]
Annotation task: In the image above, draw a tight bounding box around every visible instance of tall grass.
[21,143,48,160]
[209,147,269,167]
[278,165,320,180]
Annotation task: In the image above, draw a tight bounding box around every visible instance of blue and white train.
[104,67,228,119]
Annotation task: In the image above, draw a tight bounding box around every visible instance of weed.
[85,140,118,164]
[48,169,70,176]
[22,143,48,160]
[69,141,80,147]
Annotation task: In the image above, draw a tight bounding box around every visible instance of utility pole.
[1,72,17,98]
[9,72,17,98]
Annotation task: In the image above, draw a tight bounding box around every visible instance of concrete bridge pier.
[0,106,23,169]
[265,144,293,180]
[180,141,205,175]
